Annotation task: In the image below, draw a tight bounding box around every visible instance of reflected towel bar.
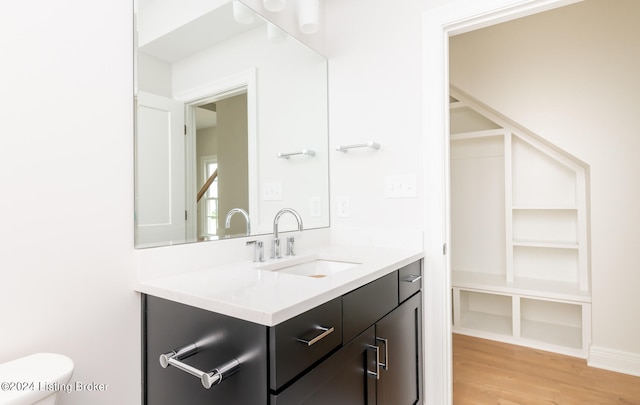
[336,141,380,152]
[277,149,316,159]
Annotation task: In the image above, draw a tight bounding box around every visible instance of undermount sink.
[258,254,362,278]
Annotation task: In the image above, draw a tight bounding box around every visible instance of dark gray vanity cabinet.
[143,259,423,405]
[272,260,423,405]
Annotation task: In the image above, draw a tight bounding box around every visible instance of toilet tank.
[0,353,74,405]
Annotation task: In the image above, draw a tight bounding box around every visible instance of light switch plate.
[262,182,283,201]
[385,174,417,198]
[310,196,322,217]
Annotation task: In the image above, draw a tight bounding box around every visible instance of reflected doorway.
[190,93,249,240]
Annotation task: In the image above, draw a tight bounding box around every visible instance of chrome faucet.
[271,208,303,259]
[225,208,251,236]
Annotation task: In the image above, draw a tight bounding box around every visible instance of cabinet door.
[271,326,377,405]
[144,295,268,405]
[376,292,422,405]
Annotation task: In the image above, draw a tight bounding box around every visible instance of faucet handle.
[246,240,264,262]
[286,236,296,256]
[271,238,281,259]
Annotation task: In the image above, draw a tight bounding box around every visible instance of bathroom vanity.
[139,248,423,405]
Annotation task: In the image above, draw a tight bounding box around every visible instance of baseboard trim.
[589,346,640,377]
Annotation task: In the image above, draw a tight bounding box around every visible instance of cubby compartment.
[512,209,578,244]
[457,290,512,336]
[520,298,583,350]
[513,246,579,283]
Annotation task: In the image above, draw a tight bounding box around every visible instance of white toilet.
[0,353,73,405]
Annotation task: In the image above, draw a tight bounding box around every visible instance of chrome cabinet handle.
[376,337,389,370]
[159,342,240,389]
[402,274,422,283]
[296,326,335,346]
[366,344,380,380]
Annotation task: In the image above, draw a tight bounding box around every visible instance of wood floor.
[453,334,640,404]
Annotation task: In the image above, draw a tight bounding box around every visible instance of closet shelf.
[452,270,591,302]
[449,101,468,110]
[512,240,578,249]
[512,206,578,210]
[450,128,505,141]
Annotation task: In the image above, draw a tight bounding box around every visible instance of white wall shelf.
[450,85,591,357]
[512,241,579,249]
[450,128,505,141]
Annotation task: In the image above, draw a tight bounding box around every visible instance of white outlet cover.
[337,196,350,217]
[310,196,322,217]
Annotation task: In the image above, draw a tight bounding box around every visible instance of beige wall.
[450,0,640,356]
[216,94,249,236]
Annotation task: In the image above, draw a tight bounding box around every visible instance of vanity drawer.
[342,271,398,343]
[269,297,342,391]
[398,259,422,303]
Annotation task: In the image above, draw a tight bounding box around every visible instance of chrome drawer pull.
[296,326,335,346]
[366,344,380,380]
[402,275,422,283]
[376,337,389,370]
[159,342,241,389]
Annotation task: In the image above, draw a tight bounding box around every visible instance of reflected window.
[202,157,218,236]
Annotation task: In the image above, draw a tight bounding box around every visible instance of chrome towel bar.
[159,342,241,389]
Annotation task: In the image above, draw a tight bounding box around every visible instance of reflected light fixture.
[267,23,287,44]
[263,0,286,12]
[297,0,319,34]
[233,0,255,24]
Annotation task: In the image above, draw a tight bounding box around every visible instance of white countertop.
[136,245,423,326]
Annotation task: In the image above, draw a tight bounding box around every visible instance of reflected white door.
[136,91,185,246]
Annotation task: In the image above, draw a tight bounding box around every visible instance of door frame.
[420,1,583,404]
[174,68,258,241]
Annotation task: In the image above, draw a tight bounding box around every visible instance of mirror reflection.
[135,0,329,248]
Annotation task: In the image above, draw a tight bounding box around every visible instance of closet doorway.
[421,0,640,402]
[445,0,639,401]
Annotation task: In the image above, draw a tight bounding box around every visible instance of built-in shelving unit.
[450,86,591,358]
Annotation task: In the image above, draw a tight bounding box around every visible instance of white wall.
[450,0,640,370]
[0,1,139,405]
[325,0,428,246]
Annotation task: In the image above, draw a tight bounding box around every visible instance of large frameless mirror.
[134,0,329,248]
